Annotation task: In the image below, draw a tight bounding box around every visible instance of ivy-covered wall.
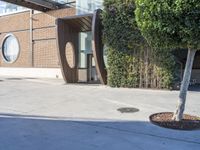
[102,0,178,89]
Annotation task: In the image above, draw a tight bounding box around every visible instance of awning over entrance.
[1,0,75,12]
[60,14,93,32]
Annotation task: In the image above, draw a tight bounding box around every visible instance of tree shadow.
[0,113,199,150]
[3,77,38,81]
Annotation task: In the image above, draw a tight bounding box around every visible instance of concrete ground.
[0,76,199,150]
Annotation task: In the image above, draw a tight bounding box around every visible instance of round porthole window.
[2,34,20,63]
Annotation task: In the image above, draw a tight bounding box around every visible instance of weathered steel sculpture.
[56,9,107,84]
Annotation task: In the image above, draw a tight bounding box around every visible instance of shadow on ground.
[5,77,37,80]
[0,113,199,150]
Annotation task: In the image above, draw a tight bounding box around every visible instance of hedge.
[102,0,178,89]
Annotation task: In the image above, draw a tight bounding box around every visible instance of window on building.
[2,35,20,63]
[76,0,103,15]
[0,1,26,15]
[79,32,92,68]
[50,0,73,4]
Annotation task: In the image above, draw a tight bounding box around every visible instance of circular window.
[2,34,20,63]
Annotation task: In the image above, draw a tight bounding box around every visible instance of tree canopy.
[135,0,200,50]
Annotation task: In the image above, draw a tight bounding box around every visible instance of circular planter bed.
[149,112,200,130]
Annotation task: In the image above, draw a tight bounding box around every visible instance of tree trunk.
[172,48,197,121]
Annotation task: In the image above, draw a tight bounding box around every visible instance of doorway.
[78,32,99,83]
[87,54,98,83]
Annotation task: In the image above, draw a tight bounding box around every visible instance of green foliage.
[102,0,142,87]
[102,0,178,89]
[135,0,200,50]
[107,48,139,87]
[152,48,178,89]
[102,0,145,52]
[175,0,200,49]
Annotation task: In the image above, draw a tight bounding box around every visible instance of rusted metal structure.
[56,9,107,84]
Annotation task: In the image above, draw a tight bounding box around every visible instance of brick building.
[0,0,106,84]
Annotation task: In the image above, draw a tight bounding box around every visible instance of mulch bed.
[149,112,200,130]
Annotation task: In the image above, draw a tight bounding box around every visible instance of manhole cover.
[117,107,139,113]
[6,78,22,80]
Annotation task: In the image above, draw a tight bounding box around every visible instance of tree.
[135,0,200,121]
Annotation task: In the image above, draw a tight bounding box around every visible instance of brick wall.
[0,7,76,68]
[33,40,59,68]
[0,12,30,33]
[0,12,31,67]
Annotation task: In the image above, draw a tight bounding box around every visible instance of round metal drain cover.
[117,107,139,113]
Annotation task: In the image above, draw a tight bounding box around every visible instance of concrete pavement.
[0,76,199,150]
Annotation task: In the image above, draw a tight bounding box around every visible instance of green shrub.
[107,48,139,87]
[102,0,177,89]
[102,0,143,87]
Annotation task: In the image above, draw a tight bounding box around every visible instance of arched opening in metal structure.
[56,9,107,84]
